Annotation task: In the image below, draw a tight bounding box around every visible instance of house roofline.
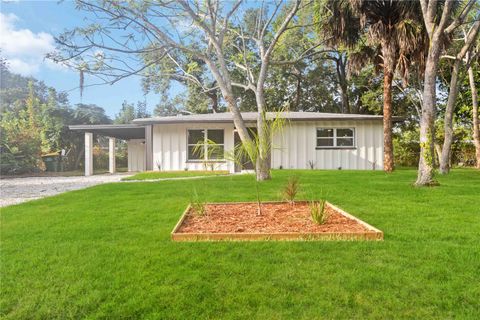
[69,124,146,140]
[131,112,402,125]
[69,124,145,130]
[133,117,389,125]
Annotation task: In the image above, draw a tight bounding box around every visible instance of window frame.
[187,129,225,161]
[316,127,356,149]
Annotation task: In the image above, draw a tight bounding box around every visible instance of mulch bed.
[172,201,383,241]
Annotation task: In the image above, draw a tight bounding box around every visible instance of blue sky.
[0,0,162,117]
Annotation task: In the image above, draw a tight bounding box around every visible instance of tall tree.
[135,100,150,119]
[467,46,480,168]
[114,100,136,124]
[439,19,480,173]
[50,0,311,181]
[316,0,427,172]
[73,103,111,125]
[416,0,476,186]
[153,93,184,117]
[0,80,43,174]
[141,51,220,114]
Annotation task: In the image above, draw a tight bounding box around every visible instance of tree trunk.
[383,70,394,172]
[381,41,396,173]
[206,91,219,113]
[294,74,301,111]
[339,80,350,114]
[439,59,461,174]
[289,66,302,111]
[468,64,480,169]
[336,56,350,114]
[434,143,442,164]
[416,41,442,186]
[224,94,255,155]
[203,59,255,167]
[255,89,271,181]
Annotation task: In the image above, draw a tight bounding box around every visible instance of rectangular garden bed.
[171,201,383,241]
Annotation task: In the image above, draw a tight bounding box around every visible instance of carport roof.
[69,124,145,140]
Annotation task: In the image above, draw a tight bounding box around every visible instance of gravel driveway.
[0,174,132,207]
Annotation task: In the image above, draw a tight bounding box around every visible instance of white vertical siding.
[152,123,235,172]
[127,139,145,172]
[148,120,383,172]
[376,124,383,169]
[272,120,383,170]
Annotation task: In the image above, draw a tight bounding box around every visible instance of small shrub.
[190,200,206,216]
[308,160,315,170]
[190,189,206,216]
[309,200,329,225]
[283,176,299,204]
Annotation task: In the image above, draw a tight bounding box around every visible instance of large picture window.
[316,128,355,148]
[187,129,225,160]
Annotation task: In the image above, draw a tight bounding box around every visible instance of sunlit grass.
[1,169,479,319]
[122,170,229,181]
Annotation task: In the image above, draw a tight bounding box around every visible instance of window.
[316,128,355,148]
[207,129,225,159]
[187,129,204,160]
[187,129,225,160]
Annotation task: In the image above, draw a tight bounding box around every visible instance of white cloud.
[6,57,40,74]
[0,12,59,76]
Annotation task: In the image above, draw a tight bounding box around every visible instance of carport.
[69,124,152,176]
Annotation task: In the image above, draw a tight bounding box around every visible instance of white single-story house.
[70,112,393,175]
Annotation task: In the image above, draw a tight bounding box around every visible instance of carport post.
[85,132,93,176]
[109,137,116,174]
[145,125,153,171]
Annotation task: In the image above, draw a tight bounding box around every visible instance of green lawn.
[122,170,230,181]
[1,169,479,319]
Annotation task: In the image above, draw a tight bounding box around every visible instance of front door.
[234,128,257,172]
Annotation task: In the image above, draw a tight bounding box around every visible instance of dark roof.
[69,124,145,139]
[132,112,388,125]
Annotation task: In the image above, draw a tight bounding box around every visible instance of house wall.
[127,139,145,172]
[271,120,384,170]
[148,120,383,172]
[152,123,236,172]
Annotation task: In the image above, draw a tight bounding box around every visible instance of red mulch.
[176,202,371,234]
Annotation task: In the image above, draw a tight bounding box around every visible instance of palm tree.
[317,0,427,172]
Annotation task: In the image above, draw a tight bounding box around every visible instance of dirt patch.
[172,201,383,241]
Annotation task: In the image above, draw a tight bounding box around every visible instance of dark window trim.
[316,147,357,150]
[186,160,227,163]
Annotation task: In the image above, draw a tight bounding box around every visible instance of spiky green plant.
[192,139,224,171]
[190,189,206,216]
[190,110,290,215]
[309,200,329,225]
[191,109,288,215]
[283,176,300,204]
